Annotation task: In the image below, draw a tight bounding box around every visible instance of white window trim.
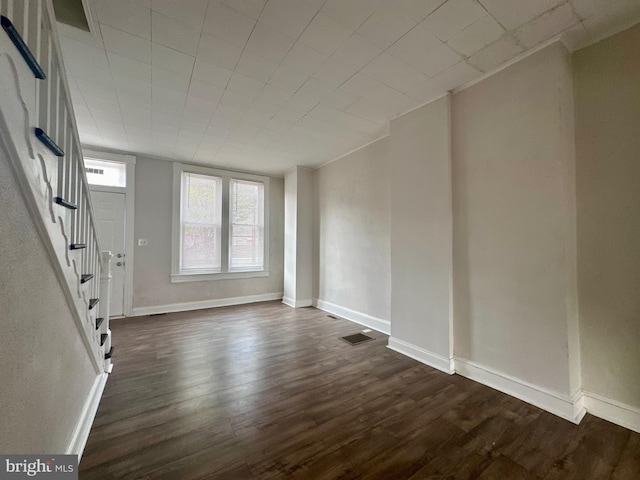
[171,162,270,283]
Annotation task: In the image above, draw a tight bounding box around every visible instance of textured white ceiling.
[58,0,640,175]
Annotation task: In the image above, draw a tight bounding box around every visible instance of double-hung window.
[172,163,269,282]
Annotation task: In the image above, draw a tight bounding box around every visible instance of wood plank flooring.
[80,302,640,479]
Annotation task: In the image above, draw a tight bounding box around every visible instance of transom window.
[171,163,269,282]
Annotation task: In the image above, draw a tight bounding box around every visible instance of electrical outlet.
[138,238,149,247]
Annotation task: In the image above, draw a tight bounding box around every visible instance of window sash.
[229,179,264,271]
[180,172,222,273]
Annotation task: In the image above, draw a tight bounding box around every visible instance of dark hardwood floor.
[80,302,640,479]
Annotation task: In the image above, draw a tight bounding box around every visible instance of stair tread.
[95,317,104,330]
[34,128,64,157]
[89,298,99,310]
[81,274,94,284]
[1,15,46,79]
[54,197,77,210]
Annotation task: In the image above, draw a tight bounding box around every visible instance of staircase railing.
[0,0,111,373]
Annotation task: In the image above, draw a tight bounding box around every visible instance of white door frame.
[84,149,136,317]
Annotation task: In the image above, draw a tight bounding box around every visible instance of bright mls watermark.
[0,455,77,479]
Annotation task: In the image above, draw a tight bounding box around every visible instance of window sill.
[170,270,269,283]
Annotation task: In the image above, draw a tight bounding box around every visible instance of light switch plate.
[138,238,149,247]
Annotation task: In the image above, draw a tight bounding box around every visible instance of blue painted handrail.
[35,128,65,156]
[1,15,46,79]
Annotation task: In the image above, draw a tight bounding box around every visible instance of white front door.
[90,190,126,317]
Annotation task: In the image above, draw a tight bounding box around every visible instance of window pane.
[84,158,126,187]
[181,173,221,271]
[230,179,264,270]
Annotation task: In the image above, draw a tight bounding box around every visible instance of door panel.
[90,190,126,317]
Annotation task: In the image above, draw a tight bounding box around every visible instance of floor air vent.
[340,333,374,345]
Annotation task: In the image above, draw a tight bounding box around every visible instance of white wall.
[451,43,578,396]
[283,167,313,307]
[0,151,96,453]
[314,138,391,329]
[283,168,297,304]
[574,23,640,409]
[295,168,314,305]
[389,95,453,370]
[132,157,284,312]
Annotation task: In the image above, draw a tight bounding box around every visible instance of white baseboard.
[387,337,454,374]
[455,358,584,424]
[583,391,640,434]
[131,292,283,316]
[67,373,108,459]
[313,299,390,335]
[282,296,313,308]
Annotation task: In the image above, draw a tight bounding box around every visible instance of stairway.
[0,0,112,373]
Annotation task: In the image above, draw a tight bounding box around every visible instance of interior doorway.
[84,150,136,317]
[90,190,126,317]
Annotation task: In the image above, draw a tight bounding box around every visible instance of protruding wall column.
[388,94,455,374]
[283,167,313,308]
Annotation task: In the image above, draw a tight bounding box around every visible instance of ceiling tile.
[202,3,256,48]
[226,73,266,99]
[357,3,417,49]
[219,90,254,110]
[467,36,523,72]
[152,12,201,55]
[321,0,386,30]
[345,98,389,124]
[197,33,243,70]
[478,0,563,30]
[192,59,232,88]
[361,52,428,93]
[331,34,382,71]
[387,23,461,77]
[235,51,279,82]
[282,91,320,114]
[393,0,447,22]
[296,77,359,110]
[423,0,488,41]
[150,0,208,28]
[100,25,151,64]
[514,3,579,48]
[187,79,225,103]
[215,105,248,121]
[259,0,320,38]
[256,84,294,107]
[312,58,358,88]
[94,0,152,39]
[107,52,151,82]
[321,89,360,110]
[219,0,267,20]
[406,60,481,101]
[268,64,310,91]
[447,14,505,56]
[431,61,481,90]
[114,78,152,100]
[281,42,329,76]
[244,22,297,63]
[298,13,354,55]
[152,65,191,92]
[272,108,306,125]
[151,43,195,74]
